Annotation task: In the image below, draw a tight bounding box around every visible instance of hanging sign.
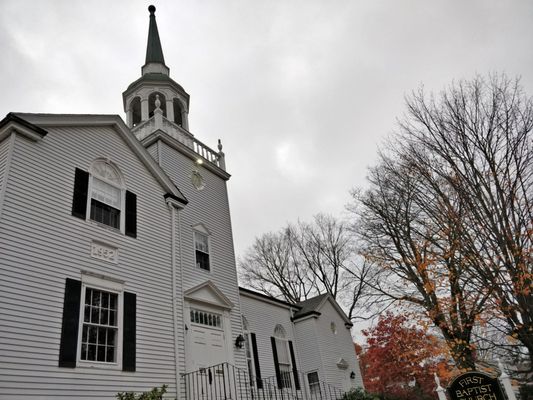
[447,371,505,400]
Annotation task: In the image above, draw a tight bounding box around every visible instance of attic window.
[330,322,337,335]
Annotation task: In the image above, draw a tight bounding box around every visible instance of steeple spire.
[142,5,169,76]
[145,5,165,65]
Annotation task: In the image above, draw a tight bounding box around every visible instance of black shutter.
[125,191,137,238]
[71,168,89,219]
[123,291,136,371]
[271,336,282,389]
[251,333,263,389]
[288,341,300,390]
[59,278,81,368]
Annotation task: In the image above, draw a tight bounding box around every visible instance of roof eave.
[10,113,188,205]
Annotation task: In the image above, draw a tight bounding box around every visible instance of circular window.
[330,322,337,335]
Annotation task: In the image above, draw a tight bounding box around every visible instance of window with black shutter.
[71,160,137,237]
[58,276,136,371]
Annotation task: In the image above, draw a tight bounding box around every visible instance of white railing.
[132,116,225,170]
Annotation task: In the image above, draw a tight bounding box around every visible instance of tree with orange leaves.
[359,313,452,400]
[351,74,533,370]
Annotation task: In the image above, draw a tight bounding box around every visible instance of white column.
[181,109,189,130]
[434,373,447,400]
[126,109,132,128]
[498,359,517,400]
[166,99,174,122]
[141,98,149,121]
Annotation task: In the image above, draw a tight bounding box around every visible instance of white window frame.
[274,324,293,389]
[87,159,126,232]
[76,274,124,369]
[192,224,212,272]
[307,371,321,397]
[189,308,223,330]
[242,316,257,387]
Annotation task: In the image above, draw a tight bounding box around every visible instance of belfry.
[123,5,190,130]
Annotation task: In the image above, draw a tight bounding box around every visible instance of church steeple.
[123,5,190,130]
[145,6,166,67]
[142,5,169,76]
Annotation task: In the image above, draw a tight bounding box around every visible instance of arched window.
[173,98,183,126]
[148,92,167,118]
[71,162,137,239]
[88,159,125,230]
[274,324,286,339]
[130,97,141,127]
[242,316,262,388]
[273,324,293,389]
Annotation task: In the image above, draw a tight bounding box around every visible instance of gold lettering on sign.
[91,242,118,263]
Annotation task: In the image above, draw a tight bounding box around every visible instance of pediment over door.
[184,280,234,310]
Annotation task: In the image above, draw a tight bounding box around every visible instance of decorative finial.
[155,94,161,109]
[218,139,223,152]
[148,5,156,14]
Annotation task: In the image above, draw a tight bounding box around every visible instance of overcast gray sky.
[1,0,532,260]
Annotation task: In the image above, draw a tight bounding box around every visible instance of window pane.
[80,287,119,364]
[97,345,106,362]
[90,199,120,229]
[88,344,96,360]
[92,178,121,208]
[194,232,209,252]
[276,339,290,364]
[196,250,210,270]
[108,329,116,346]
[106,346,115,363]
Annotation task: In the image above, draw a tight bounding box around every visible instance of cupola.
[122,5,190,130]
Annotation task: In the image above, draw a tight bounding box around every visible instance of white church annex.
[0,6,363,399]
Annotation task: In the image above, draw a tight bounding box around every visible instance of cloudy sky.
[1,0,532,260]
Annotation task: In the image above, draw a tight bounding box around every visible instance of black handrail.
[182,362,346,400]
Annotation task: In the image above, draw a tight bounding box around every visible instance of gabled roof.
[239,287,301,310]
[0,112,48,142]
[185,281,234,310]
[293,293,329,319]
[5,113,188,206]
[293,293,353,327]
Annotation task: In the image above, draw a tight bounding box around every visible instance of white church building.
[0,6,363,399]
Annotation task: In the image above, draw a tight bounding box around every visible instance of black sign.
[448,371,505,400]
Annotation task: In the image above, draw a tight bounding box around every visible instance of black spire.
[145,5,165,65]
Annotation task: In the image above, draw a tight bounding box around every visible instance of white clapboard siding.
[293,317,325,379]
[0,134,13,218]
[0,137,9,193]
[0,124,180,399]
[239,292,299,381]
[157,140,246,371]
[310,300,363,390]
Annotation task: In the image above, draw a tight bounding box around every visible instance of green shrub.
[342,388,380,400]
[116,384,175,400]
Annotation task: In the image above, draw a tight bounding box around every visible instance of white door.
[187,308,229,371]
[186,308,232,400]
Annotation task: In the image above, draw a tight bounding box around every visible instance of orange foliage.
[360,313,453,400]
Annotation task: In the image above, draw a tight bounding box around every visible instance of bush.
[342,388,380,400]
[116,384,175,400]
